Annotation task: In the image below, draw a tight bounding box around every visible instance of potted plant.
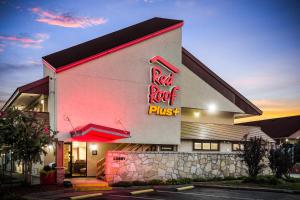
[40,165,56,184]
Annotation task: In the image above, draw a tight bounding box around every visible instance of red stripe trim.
[45,22,184,74]
[43,60,58,72]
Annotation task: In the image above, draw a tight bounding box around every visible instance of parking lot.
[96,187,300,200]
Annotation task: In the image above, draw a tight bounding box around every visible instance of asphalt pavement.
[94,187,300,200]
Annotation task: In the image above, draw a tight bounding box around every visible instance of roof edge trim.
[44,21,184,74]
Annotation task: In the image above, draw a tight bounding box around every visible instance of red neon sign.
[149,56,180,106]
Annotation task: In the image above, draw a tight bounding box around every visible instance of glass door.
[71,142,87,177]
[63,143,72,177]
[63,142,87,177]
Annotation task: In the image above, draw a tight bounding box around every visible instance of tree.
[269,144,295,178]
[240,136,267,178]
[0,108,57,184]
[294,140,300,163]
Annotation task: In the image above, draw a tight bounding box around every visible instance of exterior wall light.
[285,138,289,142]
[90,144,98,151]
[90,144,98,155]
[208,103,217,113]
[193,111,200,118]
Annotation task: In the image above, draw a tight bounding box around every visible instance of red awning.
[70,123,130,142]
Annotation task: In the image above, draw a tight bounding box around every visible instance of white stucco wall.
[43,65,57,132]
[54,28,182,144]
[44,24,248,145]
[181,108,234,125]
[181,64,243,114]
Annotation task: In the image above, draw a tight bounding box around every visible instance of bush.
[240,137,267,178]
[243,175,283,185]
[223,176,236,181]
[132,181,148,186]
[111,181,133,187]
[166,178,192,185]
[43,165,52,171]
[193,177,208,182]
[294,140,300,163]
[148,179,164,185]
[40,165,55,175]
[269,144,295,178]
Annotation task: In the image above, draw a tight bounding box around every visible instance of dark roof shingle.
[43,17,183,70]
[238,115,300,139]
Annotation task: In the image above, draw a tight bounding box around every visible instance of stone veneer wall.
[105,151,271,183]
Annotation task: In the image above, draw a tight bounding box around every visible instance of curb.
[176,185,195,191]
[193,183,300,194]
[130,189,155,195]
[69,193,103,200]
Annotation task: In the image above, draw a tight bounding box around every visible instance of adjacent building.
[239,115,300,144]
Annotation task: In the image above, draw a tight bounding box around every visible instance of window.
[232,142,244,151]
[193,141,219,151]
[160,145,175,151]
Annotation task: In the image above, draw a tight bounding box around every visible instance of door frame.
[64,142,88,178]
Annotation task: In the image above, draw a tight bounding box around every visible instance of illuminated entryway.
[63,142,87,177]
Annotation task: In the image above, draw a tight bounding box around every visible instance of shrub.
[240,137,267,178]
[193,177,208,182]
[177,178,192,184]
[295,140,300,163]
[43,165,52,172]
[132,181,148,186]
[165,178,192,185]
[40,165,55,175]
[111,181,133,187]
[269,144,295,178]
[243,175,282,185]
[223,176,236,181]
[148,179,164,185]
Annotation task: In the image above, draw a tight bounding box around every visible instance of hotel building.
[1,18,274,183]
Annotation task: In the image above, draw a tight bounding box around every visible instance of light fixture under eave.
[208,103,217,113]
[193,111,200,118]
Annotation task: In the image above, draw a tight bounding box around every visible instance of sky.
[0,0,299,122]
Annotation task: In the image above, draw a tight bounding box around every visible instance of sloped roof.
[182,48,262,116]
[181,122,274,143]
[43,17,183,72]
[40,17,260,116]
[239,115,300,139]
[1,77,49,111]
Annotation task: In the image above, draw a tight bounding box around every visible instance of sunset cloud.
[31,7,107,28]
[235,98,300,123]
[0,33,49,48]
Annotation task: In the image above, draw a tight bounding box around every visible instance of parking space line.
[110,194,166,200]
[156,190,264,200]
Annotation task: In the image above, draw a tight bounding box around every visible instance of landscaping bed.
[193,176,300,191]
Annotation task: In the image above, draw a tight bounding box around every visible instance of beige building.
[1,18,274,183]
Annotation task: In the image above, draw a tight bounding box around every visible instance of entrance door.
[63,142,87,177]
[63,143,72,177]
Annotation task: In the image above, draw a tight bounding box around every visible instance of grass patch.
[195,176,300,191]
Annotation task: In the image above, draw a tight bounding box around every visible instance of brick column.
[56,141,65,184]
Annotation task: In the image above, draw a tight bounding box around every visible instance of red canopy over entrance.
[70,123,130,142]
